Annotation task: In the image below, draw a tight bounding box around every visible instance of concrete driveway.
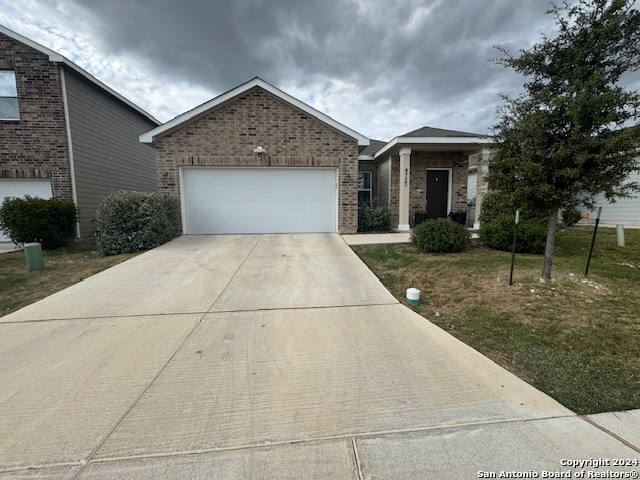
[0,234,638,479]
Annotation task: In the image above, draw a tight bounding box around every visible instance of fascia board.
[60,61,160,125]
[0,25,63,61]
[0,25,160,125]
[374,136,492,159]
[140,78,370,146]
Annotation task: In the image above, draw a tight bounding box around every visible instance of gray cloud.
[19,0,637,138]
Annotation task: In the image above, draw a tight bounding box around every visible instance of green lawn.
[352,226,640,414]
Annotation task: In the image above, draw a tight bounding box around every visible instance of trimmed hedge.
[95,191,181,256]
[0,196,78,249]
[411,218,470,253]
[358,203,390,232]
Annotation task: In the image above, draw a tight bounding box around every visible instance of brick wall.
[155,86,359,232]
[383,150,468,228]
[0,33,71,200]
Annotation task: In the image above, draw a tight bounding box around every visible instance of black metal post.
[509,210,520,286]
[584,207,602,277]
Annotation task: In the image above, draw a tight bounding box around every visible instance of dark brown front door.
[426,170,449,219]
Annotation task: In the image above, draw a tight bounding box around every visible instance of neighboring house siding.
[0,33,71,200]
[64,68,158,238]
[580,169,640,227]
[155,86,359,233]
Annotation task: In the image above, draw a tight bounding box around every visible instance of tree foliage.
[488,0,640,279]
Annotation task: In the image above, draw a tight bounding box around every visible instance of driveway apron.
[0,234,638,479]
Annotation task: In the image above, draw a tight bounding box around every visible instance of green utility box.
[24,242,44,271]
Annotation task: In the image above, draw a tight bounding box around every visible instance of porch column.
[474,148,491,229]
[398,147,411,231]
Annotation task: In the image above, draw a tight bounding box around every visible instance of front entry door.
[426,170,449,219]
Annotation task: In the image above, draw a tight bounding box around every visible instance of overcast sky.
[1,0,638,140]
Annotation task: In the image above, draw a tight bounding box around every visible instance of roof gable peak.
[140,78,369,146]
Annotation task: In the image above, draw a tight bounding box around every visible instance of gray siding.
[64,68,158,238]
[579,167,640,227]
[378,158,390,206]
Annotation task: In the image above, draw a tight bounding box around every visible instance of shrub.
[0,196,78,249]
[561,206,582,227]
[95,191,181,256]
[358,203,390,232]
[411,218,470,253]
[479,215,548,254]
[478,192,550,254]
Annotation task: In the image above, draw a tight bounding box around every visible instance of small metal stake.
[509,210,520,286]
[585,207,602,277]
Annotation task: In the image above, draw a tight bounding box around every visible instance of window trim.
[0,70,19,121]
[358,170,373,206]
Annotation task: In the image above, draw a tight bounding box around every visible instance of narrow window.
[0,71,19,120]
[358,171,372,206]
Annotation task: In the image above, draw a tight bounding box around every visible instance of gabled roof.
[375,125,490,158]
[359,139,387,159]
[400,126,483,138]
[0,24,160,125]
[140,77,370,146]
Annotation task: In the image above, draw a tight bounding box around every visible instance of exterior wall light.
[254,146,265,154]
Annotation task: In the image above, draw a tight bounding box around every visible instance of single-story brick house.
[0,25,160,241]
[141,77,490,234]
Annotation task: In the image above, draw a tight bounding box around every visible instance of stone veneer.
[154,86,360,233]
[387,150,468,227]
[0,33,72,200]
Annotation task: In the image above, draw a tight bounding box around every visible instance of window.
[0,71,19,120]
[358,171,372,206]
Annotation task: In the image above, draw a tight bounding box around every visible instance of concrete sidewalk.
[0,234,638,479]
[0,242,21,255]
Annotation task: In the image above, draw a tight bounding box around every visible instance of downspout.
[60,67,81,239]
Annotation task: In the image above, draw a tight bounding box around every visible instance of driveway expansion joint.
[67,312,209,480]
[580,415,640,453]
[80,414,579,467]
[205,234,263,312]
[351,437,365,480]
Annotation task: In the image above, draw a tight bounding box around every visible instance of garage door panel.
[182,168,337,234]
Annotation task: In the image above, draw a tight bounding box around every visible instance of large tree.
[488,0,640,280]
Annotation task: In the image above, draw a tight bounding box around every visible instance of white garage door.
[182,167,337,234]
[0,178,53,242]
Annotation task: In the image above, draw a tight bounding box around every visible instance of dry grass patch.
[353,226,640,414]
[0,242,138,317]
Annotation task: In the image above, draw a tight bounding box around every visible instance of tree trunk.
[541,211,559,281]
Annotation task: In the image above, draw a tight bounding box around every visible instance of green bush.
[411,218,470,253]
[479,215,548,254]
[561,206,583,227]
[358,203,390,232]
[95,191,181,256]
[479,192,546,225]
[479,192,550,254]
[0,196,78,249]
